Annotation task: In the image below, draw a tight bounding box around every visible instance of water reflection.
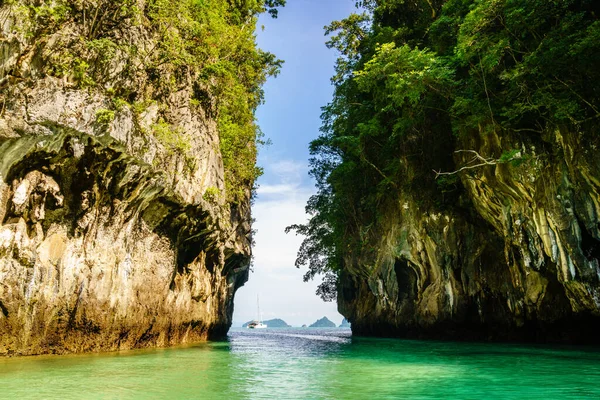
[0,328,599,399]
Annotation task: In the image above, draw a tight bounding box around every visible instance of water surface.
[1,328,599,399]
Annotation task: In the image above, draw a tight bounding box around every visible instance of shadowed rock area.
[339,128,600,343]
[0,1,263,355]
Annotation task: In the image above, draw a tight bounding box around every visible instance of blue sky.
[232,0,357,327]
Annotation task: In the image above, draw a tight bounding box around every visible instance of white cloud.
[256,183,298,196]
[232,158,343,327]
[270,160,307,178]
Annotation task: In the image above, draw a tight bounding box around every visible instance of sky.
[231,0,357,327]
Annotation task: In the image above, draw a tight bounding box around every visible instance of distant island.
[309,317,336,328]
[339,318,351,328]
[242,318,291,328]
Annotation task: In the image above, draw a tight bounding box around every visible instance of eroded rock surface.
[339,128,600,343]
[0,2,252,355]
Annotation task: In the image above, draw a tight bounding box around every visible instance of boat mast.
[257,294,261,323]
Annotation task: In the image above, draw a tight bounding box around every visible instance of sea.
[1,327,600,399]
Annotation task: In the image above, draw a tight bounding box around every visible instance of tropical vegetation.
[287,0,600,300]
[6,0,285,203]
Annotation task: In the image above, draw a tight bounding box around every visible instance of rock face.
[339,127,600,343]
[0,2,253,355]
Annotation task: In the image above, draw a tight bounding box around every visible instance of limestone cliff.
[338,126,600,343]
[298,0,600,344]
[0,1,268,355]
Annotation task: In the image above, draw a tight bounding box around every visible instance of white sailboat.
[247,295,267,329]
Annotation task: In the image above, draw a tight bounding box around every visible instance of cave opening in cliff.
[394,258,417,302]
[577,217,600,270]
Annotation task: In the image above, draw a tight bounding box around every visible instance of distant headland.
[309,317,336,328]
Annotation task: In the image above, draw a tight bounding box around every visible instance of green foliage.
[203,186,221,203]
[436,174,459,190]
[218,114,263,203]
[86,38,119,67]
[73,59,94,87]
[29,2,70,27]
[112,98,129,112]
[142,0,283,203]
[151,119,191,155]
[95,108,115,127]
[291,0,600,300]
[449,0,600,130]
[498,149,520,163]
[150,118,197,171]
[9,0,285,205]
[71,0,140,39]
[132,100,156,116]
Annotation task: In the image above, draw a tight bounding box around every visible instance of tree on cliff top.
[287,0,600,300]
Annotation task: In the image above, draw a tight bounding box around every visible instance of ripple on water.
[0,328,599,399]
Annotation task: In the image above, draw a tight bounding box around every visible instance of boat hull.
[247,323,267,329]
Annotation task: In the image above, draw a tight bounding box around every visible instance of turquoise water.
[1,328,599,399]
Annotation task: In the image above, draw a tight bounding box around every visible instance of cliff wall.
[296,0,600,343]
[338,127,600,343]
[0,0,263,355]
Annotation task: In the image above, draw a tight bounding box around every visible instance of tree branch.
[361,153,396,187]
[433,149,521,179]
[479,54,497,132]
[554,75,600,116]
